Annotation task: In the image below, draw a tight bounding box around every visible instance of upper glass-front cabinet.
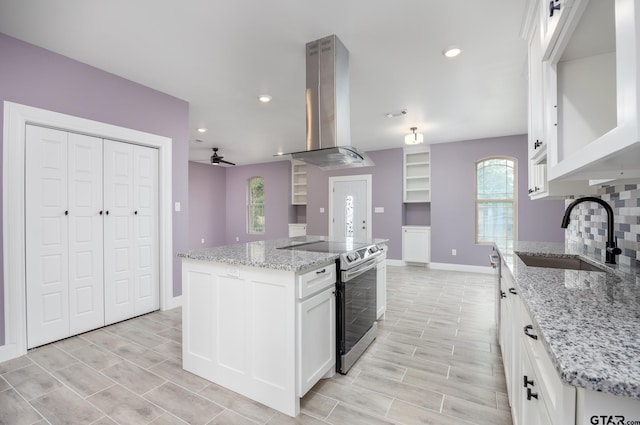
[536,0,640,183]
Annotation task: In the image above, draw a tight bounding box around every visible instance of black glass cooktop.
[280,240,370,254]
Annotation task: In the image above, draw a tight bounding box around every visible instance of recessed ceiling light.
[385,109,408,118]
[197,128,207,133]
[258,94,272,103]
[443,47,462,58]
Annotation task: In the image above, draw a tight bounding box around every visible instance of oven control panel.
[340,244,382,268]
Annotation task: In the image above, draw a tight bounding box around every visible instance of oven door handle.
[342,259,377,282]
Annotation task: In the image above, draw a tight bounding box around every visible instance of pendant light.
[404,127,424,145]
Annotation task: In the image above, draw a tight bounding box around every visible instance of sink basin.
[516,253,607,272]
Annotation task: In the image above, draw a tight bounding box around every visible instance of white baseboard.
[164,295,182,310]
[0,343,20,363]
[385,259,407,266]
[429,262,494,274]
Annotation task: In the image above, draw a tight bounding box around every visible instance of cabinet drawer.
[519,303,575,424]
[298,263,336,299]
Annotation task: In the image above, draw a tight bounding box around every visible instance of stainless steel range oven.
[278,239,382,374]
[335,244,381,374]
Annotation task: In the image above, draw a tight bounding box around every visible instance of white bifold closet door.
[103,140,159,325]
[26,125,105,348]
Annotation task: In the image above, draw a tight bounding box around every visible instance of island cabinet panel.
[182,259,335,417]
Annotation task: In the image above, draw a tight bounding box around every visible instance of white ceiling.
[0,0,528,166]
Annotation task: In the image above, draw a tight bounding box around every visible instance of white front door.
[329,175,372,240]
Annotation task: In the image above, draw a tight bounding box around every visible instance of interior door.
[68,132,105,334]
[103,140,135,324]
[330,177,370,240]
[25,125,70,348]
[132,145,159,315]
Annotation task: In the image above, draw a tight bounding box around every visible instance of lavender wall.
[224,160,294,243]
[305,148,404,259]
[404,203,431,226]
[0,33,190,346]
[431,135,565,266]
[188,162,227,249]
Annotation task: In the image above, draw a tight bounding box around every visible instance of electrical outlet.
[236,236,240,242]
[201,238,205,244]
[452,249,457,256]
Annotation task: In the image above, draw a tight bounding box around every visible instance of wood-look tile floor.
[0,266,512,425]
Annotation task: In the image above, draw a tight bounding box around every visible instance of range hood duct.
[289,35,374,170]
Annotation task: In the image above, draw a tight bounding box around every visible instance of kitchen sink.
[516,253,607,272]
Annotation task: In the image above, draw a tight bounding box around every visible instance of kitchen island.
[497,241,640,424]
[178,236,381,417]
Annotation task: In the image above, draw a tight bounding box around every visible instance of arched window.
[476,157,516,250]
[248,176,265,234]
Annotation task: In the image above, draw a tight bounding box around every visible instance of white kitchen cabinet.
[298,285,335,396]
[288,223,307,237]
[376,245,387,319]
[523,0,595,199]
[402,226,430,263]
[535,0,640,183]
[499,260,575,425]
[540,0,573,59]
[25,124,160,349]
[182,259,336,417]
[403,146,430,203]
[291,160,307,205]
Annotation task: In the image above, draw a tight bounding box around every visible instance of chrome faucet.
[561,197,622,264]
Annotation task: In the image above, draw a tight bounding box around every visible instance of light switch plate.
[375,207,384,213]
[174,202,181,212]
[320,207,325,213]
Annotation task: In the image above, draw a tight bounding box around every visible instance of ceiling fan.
[209,147,235,166]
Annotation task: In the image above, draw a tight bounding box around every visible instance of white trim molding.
[2,101,175,361]
[429,262,494,274]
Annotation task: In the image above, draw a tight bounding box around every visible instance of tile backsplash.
[564,183,640,266]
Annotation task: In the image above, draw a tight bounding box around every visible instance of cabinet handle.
[509,288,517,295]
[534,140,542,149]
[105,211,109,215]
[99,210,103,215]
[524,324,538,340]
[524,375,534,388]
[528,188,534,194]
[527,387,539,400]
[549,0,561,17]
[500,291,507,299]
[316,268,326,275]
[134,211,138,215]
[64,210,68,216]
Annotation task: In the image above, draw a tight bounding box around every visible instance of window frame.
[247,176,265,234]
[475,156,517,249]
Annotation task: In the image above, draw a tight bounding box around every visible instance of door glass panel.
[345,195,353,237]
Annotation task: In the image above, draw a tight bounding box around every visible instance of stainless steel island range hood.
[289,35,374,170]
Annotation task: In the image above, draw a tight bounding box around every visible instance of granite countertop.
[498,241,640,398]
[178,236,388,273]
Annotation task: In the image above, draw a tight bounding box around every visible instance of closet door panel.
[25,125,70,348]
[104,140,135,324]
[68,133,105,334]
[133,146,159,315]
